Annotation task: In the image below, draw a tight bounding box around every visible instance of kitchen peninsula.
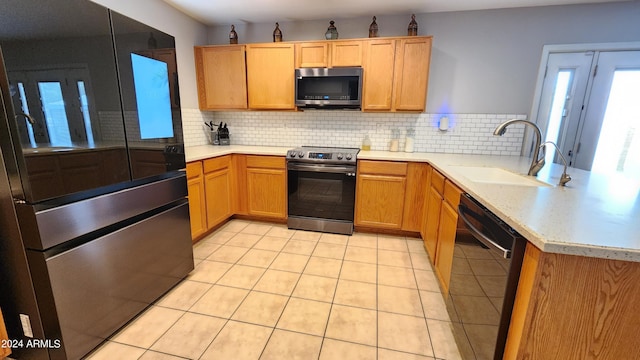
[186,144,640,359]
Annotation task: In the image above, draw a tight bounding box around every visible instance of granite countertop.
[186,145,640,262]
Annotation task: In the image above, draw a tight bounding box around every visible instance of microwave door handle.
[458,204,511,259]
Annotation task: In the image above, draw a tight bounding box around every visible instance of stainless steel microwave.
[295,67,363,109]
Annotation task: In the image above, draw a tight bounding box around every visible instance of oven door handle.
[458,204,511,259]
[287,163,356,175]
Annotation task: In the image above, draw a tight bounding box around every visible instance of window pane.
[77,81,94,146]
[38,82,71,147]
[591,70,640,178]
[17,82,37,147]
[544,70,572,164]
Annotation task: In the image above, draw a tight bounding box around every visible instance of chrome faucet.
[493,119,545,176]
[540,141,572,186]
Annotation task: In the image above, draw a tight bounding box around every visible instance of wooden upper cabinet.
[362,36,432,112]
[362,39,396,110]
[331,40,363,67]
[296,42,329,67]
[246,43,295,109]
[393,37,432,111]
[194,45,248,110]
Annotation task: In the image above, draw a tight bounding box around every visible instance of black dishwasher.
[446,193,526,360]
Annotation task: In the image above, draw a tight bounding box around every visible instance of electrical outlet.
[20,314,33,338]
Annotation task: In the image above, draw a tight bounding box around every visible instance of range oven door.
[287,162,357,233]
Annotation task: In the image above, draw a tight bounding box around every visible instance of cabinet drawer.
[444,180,462,208]
[203,155,231,173]
[186,162,203,180]
[431,169,445,195]
[359,160,407,176]
[246,155,285,169]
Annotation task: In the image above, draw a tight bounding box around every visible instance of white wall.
[207,1,640,115]
[90,0,208,109]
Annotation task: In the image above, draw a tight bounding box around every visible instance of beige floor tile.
[253,269,301,296]
[265,225,297,239]
[378,312,433,357]
[261,329,323,360]
[378,348,435,360]
[231,291,289,327]
[242,222,273,236]
[205,230,237,244]
[344,246,377,264]
[237,248,279,268]
[110,306,183,348]
[282,239,317,255]
[270,253,310,273]
[150,312,225,359]
[221,219,250,232]
[254,235,289,251]
[347,232,378,248]
[427,319,463,360]
[319,338,377,360]
[291,230,322,241]
[378,285,423,317]
[276,298,332,336]
[225,233,263,248]
[378,265,417,289]
[340,261,377,284]
[333,279,377,309]
[303,257,342,278]
[415,269,441,292]
[407,239,427,253]
[325,304,377,346]
[378,249,413,268]
[156,280,211,311]
[206,245,249,263]
[139,350,186,360]
[86,341,146,360]
[410,251,433,271]
[419,290,450,321]
[312,242,346,260]
[189,285,248,318]
[200,320,272,360]
[292,274,338,302]
[187,260,232,283]
[193,242,221,259]
[378,235,409,252]
[216,264,265,289]
[319,233,349,245]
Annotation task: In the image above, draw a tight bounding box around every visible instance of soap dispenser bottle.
[362,135,372,151]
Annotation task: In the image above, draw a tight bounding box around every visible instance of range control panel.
[286,147,359,164]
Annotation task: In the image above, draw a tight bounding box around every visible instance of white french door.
[533,47,640,177]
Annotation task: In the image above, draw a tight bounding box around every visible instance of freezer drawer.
[27,200,193,360]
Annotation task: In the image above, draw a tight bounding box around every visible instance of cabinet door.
[0,308,10,359]
[331,41,363,67]
[246,168,286,218]
[362,39,396,110]
[424,186,443,263]
[296,42,329,67]
[402,163,429,231]
[393,37,432,111]
[195,45,248,110]
[205,168,232,227]
[186,162,207,240]
[246,43,295,109]
[355,174,406,229]
[436,201,458,293]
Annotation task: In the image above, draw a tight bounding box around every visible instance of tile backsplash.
[182,109,526,156]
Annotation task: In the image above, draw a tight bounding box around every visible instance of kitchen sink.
[449,166,552,187]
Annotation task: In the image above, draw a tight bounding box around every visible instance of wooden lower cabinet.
[245,156,287,219]
[355,173,406,229]
[434,200,457,293]
[186,162,207,241]
[204,167,232,227]
[0,308,10,359]
[423,186,443,263]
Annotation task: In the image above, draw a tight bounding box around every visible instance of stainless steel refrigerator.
[0,1,194,359]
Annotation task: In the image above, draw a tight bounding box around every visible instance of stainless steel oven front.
[287,161,357,235]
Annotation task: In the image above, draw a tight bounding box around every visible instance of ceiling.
[162,0,626,25]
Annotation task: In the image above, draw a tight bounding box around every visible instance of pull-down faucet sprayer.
[493,119,545,176]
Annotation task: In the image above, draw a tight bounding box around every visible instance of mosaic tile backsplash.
[182,109,526,156]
